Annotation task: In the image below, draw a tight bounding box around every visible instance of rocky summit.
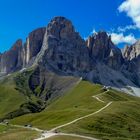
[86,31,123,70]
[122,41,140,61]
[0,16,140,95]
[36,16,91,76]
[1,16,140,140]
[0,27,46,75]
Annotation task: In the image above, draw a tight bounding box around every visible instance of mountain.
[0,16,140,115]
[0,27,46,75]
[0,39,22,74]
[122,41,140,88]
[0,16,140,96]
[33,17,140,95]
[0,16,140,140]
[86,31,123,70]
[122,40,140,60]
[35,17,91,76]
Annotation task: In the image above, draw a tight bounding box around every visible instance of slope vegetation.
[0,70,140,140]
[0,125,39,140]
[10,81,140,140]
[0,67,78,121]
[11,81,105,129]
[59,89,140,140]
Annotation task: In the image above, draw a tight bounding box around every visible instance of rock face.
[1,16,140,95]
[122,41,140,61]
[0,28,45,75]
[86,32,123,70]
[37,17,91,76]
[0,39,22,74]
[122,41,140,74]
[28,66,79,100]
[22,28,46,66]
[121,41,140,86]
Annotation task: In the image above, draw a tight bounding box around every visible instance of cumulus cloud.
[110,33,137,44]
[118,0,140,28]
[84,28,137,45]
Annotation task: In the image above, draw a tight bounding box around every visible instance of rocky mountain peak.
[122,40,140,60]
[36,16,91,75]
[47,16,75,39]
[23,27,46,66]
[95,31,111,41]
[0,39,23,74]
[86,31,114,59]
[86,31,123,69]
[0,27,46,75]
[1,16,140,90]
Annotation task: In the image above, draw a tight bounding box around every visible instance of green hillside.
[0,74,27,119]
[0,125,39,140]
[11,81,140,140]
[59,90,140,140]
[0,66,78,121]
[11,81,105,129]
[47,135,88,140]
[0,70,140,140]
[0,69,46,121]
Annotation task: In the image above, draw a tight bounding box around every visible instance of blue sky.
[0,0,140,52]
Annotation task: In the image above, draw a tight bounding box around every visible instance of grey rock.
[121,40,140,86]
[86,31,124,70]
[0,39,22,74]
[29,66,79,100]
[1,16,140,97]
[36,16,91,76]
[0,27,46,74]
[122,40,140,60]
[23,27,46,67]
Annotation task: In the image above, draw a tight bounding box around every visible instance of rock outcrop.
[22,27,46,67]
[121,41,140,86]
[36,17,91,76]
[1,16,140,96]
[122,41,140,61]
[0,27,46,75]
[0,39,22,74]
[86,31,123,70]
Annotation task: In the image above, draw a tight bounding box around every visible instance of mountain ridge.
[0,17,140,140]
[0,16,140,96]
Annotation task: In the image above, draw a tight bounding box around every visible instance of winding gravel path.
[0,89,111,140]
[92,90,109,103]
[49,102,112,132]
[35,132,99,140]
[35,89,112,140]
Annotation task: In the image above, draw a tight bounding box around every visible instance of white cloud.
[110,32,137,44]
[84,28,137,45]
[118,0,140,28]
[117,25,137,32]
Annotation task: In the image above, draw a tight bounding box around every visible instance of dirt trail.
[0,89,111,140]
[35,90,112,140]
